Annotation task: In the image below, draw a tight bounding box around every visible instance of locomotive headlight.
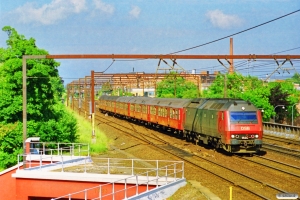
[241,106,245,110]
[255,135,259,138]
[235,135,239,138]
[231,135,235,138]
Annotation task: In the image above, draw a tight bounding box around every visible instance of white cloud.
[93,0,114,14]
[206,10,243,29]
[129,6,141,18]
[13,0,86,25]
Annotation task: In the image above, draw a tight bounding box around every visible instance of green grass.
[70,109,110,155]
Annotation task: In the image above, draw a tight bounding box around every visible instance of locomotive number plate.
[240,126,250,130]
[242,136,248,139]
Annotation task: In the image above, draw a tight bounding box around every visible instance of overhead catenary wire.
[169,9,300,55]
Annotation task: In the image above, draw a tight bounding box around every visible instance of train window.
[142,105,147,113]
[171,109,178,119]
[230,111,258,124]
[150,106,156,115]
[130,104,134,111]
[135,105,141,112]
[222,112,224,120]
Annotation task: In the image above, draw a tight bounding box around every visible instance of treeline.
[0,27,78,170]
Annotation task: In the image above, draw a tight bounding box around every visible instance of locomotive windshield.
[230,111,258,124]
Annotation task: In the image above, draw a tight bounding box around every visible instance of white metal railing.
[17,142,90,170]
[18,155,184,175]
[17,153,89,171]
[49,158,185,200]
[28,142,90,156]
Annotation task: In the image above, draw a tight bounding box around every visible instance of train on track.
[98,96,263,154]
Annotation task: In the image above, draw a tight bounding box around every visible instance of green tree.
[156,72,199,98]
[268,81,299,123]
[0,26,78,169]
[98,82,113,96]
[0,123,23,170]
[288,72,300,84]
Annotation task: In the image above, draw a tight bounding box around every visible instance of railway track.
[262,142,300,158]
[235,155,300,179]
[263,135,300,145]
[95,112,298,199]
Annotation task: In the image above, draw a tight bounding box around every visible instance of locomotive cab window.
[230,111,258,124]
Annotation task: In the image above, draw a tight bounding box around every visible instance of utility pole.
[229,38,234,74]
[224,74,227,98]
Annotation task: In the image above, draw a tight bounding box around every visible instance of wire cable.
[272,47,300,55]
[169,9,300,55]
[102,60,115,73]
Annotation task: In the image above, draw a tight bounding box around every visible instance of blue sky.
[0,0,299,85]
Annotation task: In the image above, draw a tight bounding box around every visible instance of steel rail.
[262,143,300,158]
[263,135,300,145]
[253,155,300,170]
[235,155,300,179]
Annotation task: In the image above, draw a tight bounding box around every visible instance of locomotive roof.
[200,99,256,111]
[186,98,257,111]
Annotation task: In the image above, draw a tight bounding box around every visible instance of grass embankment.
[70,109,110,156]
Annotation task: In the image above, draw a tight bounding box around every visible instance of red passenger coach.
[146,98,191,131]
